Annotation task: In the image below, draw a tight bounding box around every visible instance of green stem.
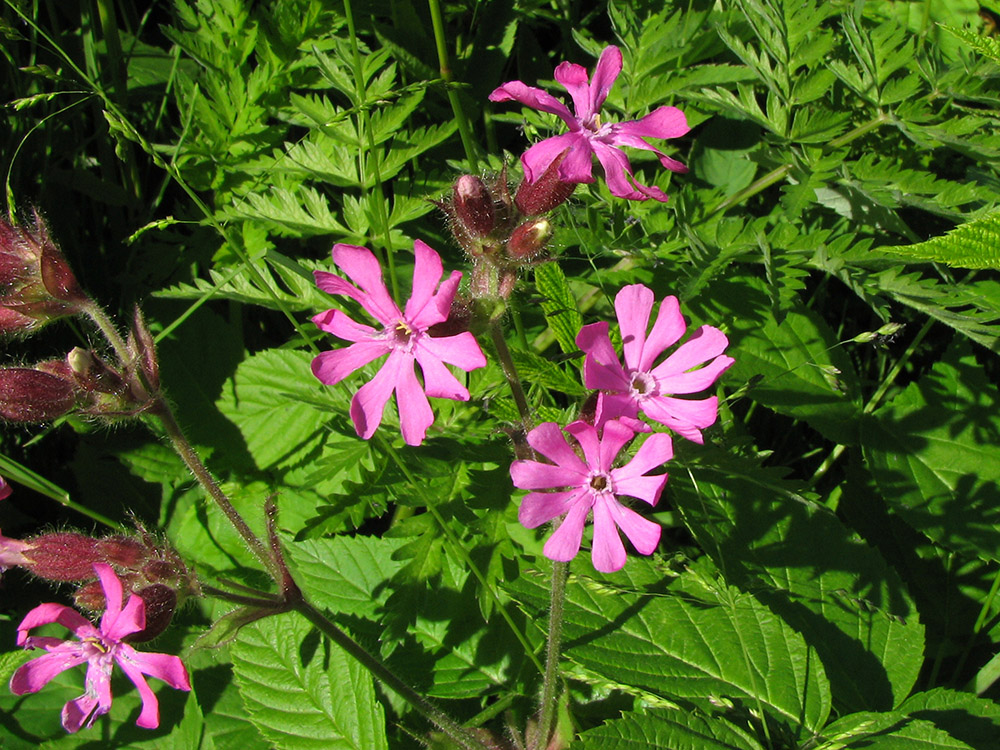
[82,299,131,364]
[489,322,532,431]
[295,600,493,750]
[536,559,568,748]
[427,0,480,171]
[155,403,279,580]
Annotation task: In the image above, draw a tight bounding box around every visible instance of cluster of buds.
[0,212,88,334]
[437,154,575,306]
[0,307,161,422]
[0,523,198,642]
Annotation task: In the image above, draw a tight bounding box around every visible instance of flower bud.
[0,368,76,422]
[21,532,100,580]
[128,306,160,393]
[506,219,552,260]
[127,584,178,642]
[453,175,495,238]
[95,535,147,568]
[514,150,576,216]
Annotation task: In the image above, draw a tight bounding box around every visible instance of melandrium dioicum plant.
[1,0,1000,747]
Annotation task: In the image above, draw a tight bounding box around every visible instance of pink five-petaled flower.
[10,562,190,733]
[489,45,689,202]
[311,241,487,446]
[576,284,735,445]
[510,419,672,573]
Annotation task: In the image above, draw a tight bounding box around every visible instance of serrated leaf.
[534,262,583,355]
[216,349,331,470]
[819,711,974,749]
[863,341,1000,562]
[671,459,925,712]
[898,688,1000,750]
[232,613,387,750]
[507,564,831,735]
[883,210,1000,270]
[578,709,765,750]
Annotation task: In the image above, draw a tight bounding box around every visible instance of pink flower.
[10,563,190,733]
[0,530,32,574]
[510,419,671,572]
[311,241,487,446]
[576,284,734,445]
[489,45,689,202]
[0,476,10,500]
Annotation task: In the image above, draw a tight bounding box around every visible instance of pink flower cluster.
[511,284,733,572]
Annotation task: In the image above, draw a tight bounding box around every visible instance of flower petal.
[311,309,377,342]
[311,341,388,386]
[611,105,690,140]
[577,321,629,392]
[62,694,102,734]
[522,132,590,184]
[393,353,434,446]
[511,459,583,491]
[518,489,584,529]
[642,395,720,444]
[118,645,191,691]
[605,498,661,555]
[614,432,673,483]
[543,500,591,562]
[414,346,469,401]
[419,332,486,372]
[655,354,734,395]
[589,46,623,116]
[614,285,654,372]
[17,603,96,644]
[10,646,90,695]
[489,81,577,128]
[329,245,401,324]
[115,659,161,729]
[593,393,639,430]
[592,142,669,202]
[597,419,635,472]
[591,497,627,572]
[103,594,146,642]
[349,351,406,440]
[553,61,591,120]
[636,295,686,372]
[526,423,588,474]
[651,326,732,379]
[563,421,602,469]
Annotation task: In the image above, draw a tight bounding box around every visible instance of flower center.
[389,320,418,352]
[83,635,112,654]
[629,371,657,399]
[587,470,613,495]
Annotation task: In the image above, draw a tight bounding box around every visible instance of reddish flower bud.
[73,579,105,611]
[506,219,552,260]
[22,532,100,580]
[128,306,160,393]
[0,212,86,330]
[127,584,178,642]
[0,368,76,422]
[514,150,577,216]
[453,175,496,237]
[95,536,147,568]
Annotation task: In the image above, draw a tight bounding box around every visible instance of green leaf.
[671,458,925,712]
[882,210,1000,270]
[898,688,1000,750]
[863,341,1000,561]
[818,711,974,749]
[507,563,831,736]
[216,349,332,470]
[534,262,584,355]
[231,613,387,750]
[577,708,765,750]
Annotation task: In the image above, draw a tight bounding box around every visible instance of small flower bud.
[95,535,147,568]
[453,175,496,237]
[128,306,160,393]
[0,368,76,422]
[506,219,552,260]
[514,150,576,216]
[127,584,178,642]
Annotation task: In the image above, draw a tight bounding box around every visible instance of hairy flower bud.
[453,175,496,237]
[514,150,576,216]
[22,532,100,580]
[0,212,86,331]
[0,368,76,422]
[128,584,178,642]
[128,306,160,393]
[506,219,552,260]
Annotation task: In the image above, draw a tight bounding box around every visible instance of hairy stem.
[536,559,569,748]
[490,322,533,431]
[427,0,480,171]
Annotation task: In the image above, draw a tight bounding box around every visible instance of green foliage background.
[1,0,1000,747]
